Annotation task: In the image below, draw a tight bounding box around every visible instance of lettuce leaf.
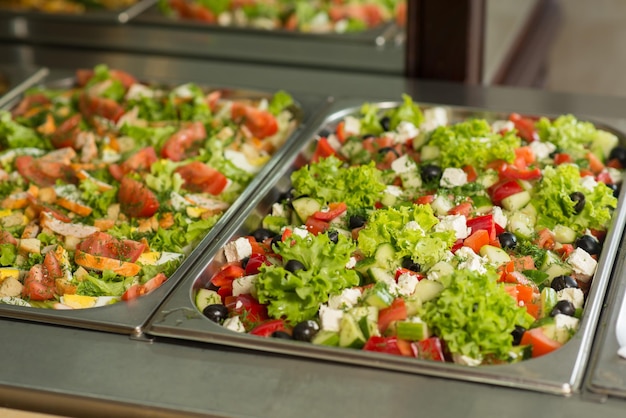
[268,90,294,116]
[427,119,520,169]
[358,205,455,269]
[421,269,531,361]
[536,115,598,159]
[0,111,50,150]
[291,156,386,209]
[534,164,617,232]
[0,244,17,266]
[255,231,360,324]
[385,94,423,131]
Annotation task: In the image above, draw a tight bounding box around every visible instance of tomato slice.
[305,217,330,235]
[377,298,407,334]
[50,114,82,149]
[77,232,146,263]
[488,179,524,206]
[520,327,562,358]
[227,294,268,324]
[118,177,160,218]
[22,264,55,301]
[311,137,337,163]
[509,113,539,142]
[175,161,228,195]
[500,165,542,181]
[121,147,158,174]
[79,93,125,122]
[231,103,278,139]
[160,122,206,161]
[448,201,472,217]
[363,336,415,357]
[245,254,270,275]
[414,337,446,361]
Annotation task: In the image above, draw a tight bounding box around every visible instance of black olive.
[327,230,339,244]
[378,146,400,158]
[609,146,626,167]
[271,331,292,339]
[511,325,526,346]
[240,256,250,270]
[202,304,229,324]
[380,116,391,132]
[569,191,586,214]
[498,232,517,250]
[550,300,576,317]
[270,234,282,251]
[607,183,620,198]
[252,228,274,242]
[285,259,306,273]
[421,164,442,183]
[349,214,367,229]
[575,235,601,256]
[317,128,331,138]
[401,256,421,272]
[550,275,579,291]
[292,320,320,342]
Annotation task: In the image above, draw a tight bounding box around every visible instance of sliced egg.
[61,294,97,309]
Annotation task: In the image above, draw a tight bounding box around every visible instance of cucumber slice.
[374,243,397,269]
[349,306,379,339]
[291,197,322,222]
[311,330,340,346]
[363,281,394,308]
[195,288,221,312]
[339,314,367,348]
[501,190,531,211]
[262,215,289,234]
[404,295,423,316]
[543,262,573,280]
[540,287,558,318]
[479,245,511,266]
[413,279,444,303]
[508,212,535,239]
[395,319,430,341]
[553,224,577,244]
[420,145,440,161]
[472,195,493,214]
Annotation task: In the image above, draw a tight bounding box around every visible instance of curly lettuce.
[534,164,617,232]
[0,111,50,150]
[291,156,386,209]
[358,204,455,269]
[385,94,423,131]
[427,119,520,169]
[536,114,600,159]
[255,231,359,324]
[421,269,532,362]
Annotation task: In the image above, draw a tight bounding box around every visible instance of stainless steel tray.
[0,0,157,23]
[134,4,401,46]
[145,98,626,395]
[0,65,49,109]
[0,68,330,334]
[586,235,626,399]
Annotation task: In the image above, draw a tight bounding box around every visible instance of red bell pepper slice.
[312,202,347,221]
[210,264,246,287]
[414,337,446,362]
[463,229,490,253]
[509,113,539,142]
[305,217,330,235]
[448,201,473,217]
[227,294,268,324]
[250,319,289,337]
[363,336,415,357]
[466,214,496,241]
[245,253,271,275]
[488,179,524,206]
[520,327,562,358]
[500,164,542,181]
[311,137,338,163]
[415,194,435,205]
[553,153,573,165]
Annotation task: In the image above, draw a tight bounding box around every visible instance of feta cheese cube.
[557,288,585,310]
[232,274,258,297]
[223,316,246,333]
[404,221,424,233]
[607,167,624,184]
[318,304,344,332]
[567,248,598,281]
[328,288,362,310]
[395,121,420,143]
[391,154,417,175]
[421,107,448,132]
[271,202,286,217]
[580,176,598,191]
[440,167,468,188]
[384,185,403,197]
[224,237,253,263]
[492,206,508,229]
[343,116,361,136]
[345,257,357,269]
[397,273,419,296]
[553,314,580,343]
[455,247,487,274]
[530,141,556,160]
[491,120,514,133]
[292,227,309,239]
[435,215,471,240]
[326,134,342,151]
[452,353,482,366]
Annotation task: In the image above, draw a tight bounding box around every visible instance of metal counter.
[2,45,626,417]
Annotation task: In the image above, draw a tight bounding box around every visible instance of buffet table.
[1,44,626,418]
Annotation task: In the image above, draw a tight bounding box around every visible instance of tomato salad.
[0,64,297,309]
[159,0,406,34]
[195,96,625,366]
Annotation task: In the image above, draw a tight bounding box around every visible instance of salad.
[159,0,406,33]
[0,64,297,309]
[194,96,625,366]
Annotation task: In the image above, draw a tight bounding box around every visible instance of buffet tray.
[145,98,626,395]
[134,4,402,46]
[586,235,626,398]
[0,0,157,24]
[0,68,331,335]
